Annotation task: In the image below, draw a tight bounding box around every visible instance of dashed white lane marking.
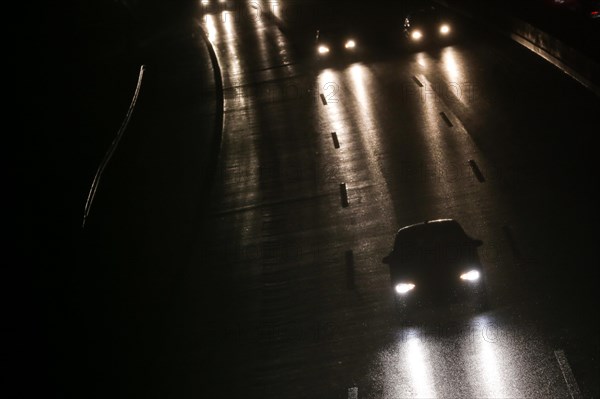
[468,159,486,183]
[331,132,340,149]
[320,93,328,105]
[554,349,582,399]
[439,111,454,127]
[340,182,349,208]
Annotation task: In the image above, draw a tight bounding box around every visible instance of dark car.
[543,0,600,19]
[584,0,600,19]
[314,25,364,63]
[382,219,488,314]
[403,6,454,45]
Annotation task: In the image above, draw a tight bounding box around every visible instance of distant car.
[403,6,454,45]
[314,25,363,62]
[543,0,600,19]
[585,0,600,19]
[382,219,488,314]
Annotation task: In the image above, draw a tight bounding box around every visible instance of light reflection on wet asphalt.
[191,1,586,397]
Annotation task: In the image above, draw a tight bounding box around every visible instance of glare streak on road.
[202,0,264,324]
[316,66,375,189]
[345,63,393,194]
[436,47,476,109]
[405,332,438,398]
[417,69,463,219]
[255,0,294,68]
[201,2,343,395]
[204,13,218,42]
[317,69,348,134]
[439,47,463,84]
[477,328,506,398]
[316,63,398,276]
[222,11,244,88]
[375,329,438,399]
[215,7,258,210]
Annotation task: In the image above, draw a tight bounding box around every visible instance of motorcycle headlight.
[395,283,416,294]
[440,24,450,34]
[460,270,480,281]
[344,39,356,49]
[411,30,423,40]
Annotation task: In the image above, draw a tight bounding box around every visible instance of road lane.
[172,1,598,397]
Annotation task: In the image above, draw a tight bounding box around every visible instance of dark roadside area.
[442,0,600,63]
[22,0,221,397]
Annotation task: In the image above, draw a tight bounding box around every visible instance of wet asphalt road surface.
[159,1,600,398]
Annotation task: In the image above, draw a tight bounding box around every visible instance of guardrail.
[434,0,600,96]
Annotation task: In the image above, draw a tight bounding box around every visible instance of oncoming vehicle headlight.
[395,283,416,294]
[460,270,480,281]
[318,45,330,54]
[411,30,423,40]
[440,24,450,34]
[344,39,356,49]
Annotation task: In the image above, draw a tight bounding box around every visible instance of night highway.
[28,0,599,398]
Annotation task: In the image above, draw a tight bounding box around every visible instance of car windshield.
[395,222,468,247]
[410,11,442,25]
[393,222,473,267]
[317,29,351,41]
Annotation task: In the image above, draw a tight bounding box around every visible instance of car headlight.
[318,45,330,54]
[395,283,416,294]
[411,30,422,40]
[460,270,480,281]
[344,39,356,49]
[440,24,450,34]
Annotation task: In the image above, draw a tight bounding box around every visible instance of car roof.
[394,219,469,245]
[407,7,442,20]
[316,26,354,38]
[397,218,459,232]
